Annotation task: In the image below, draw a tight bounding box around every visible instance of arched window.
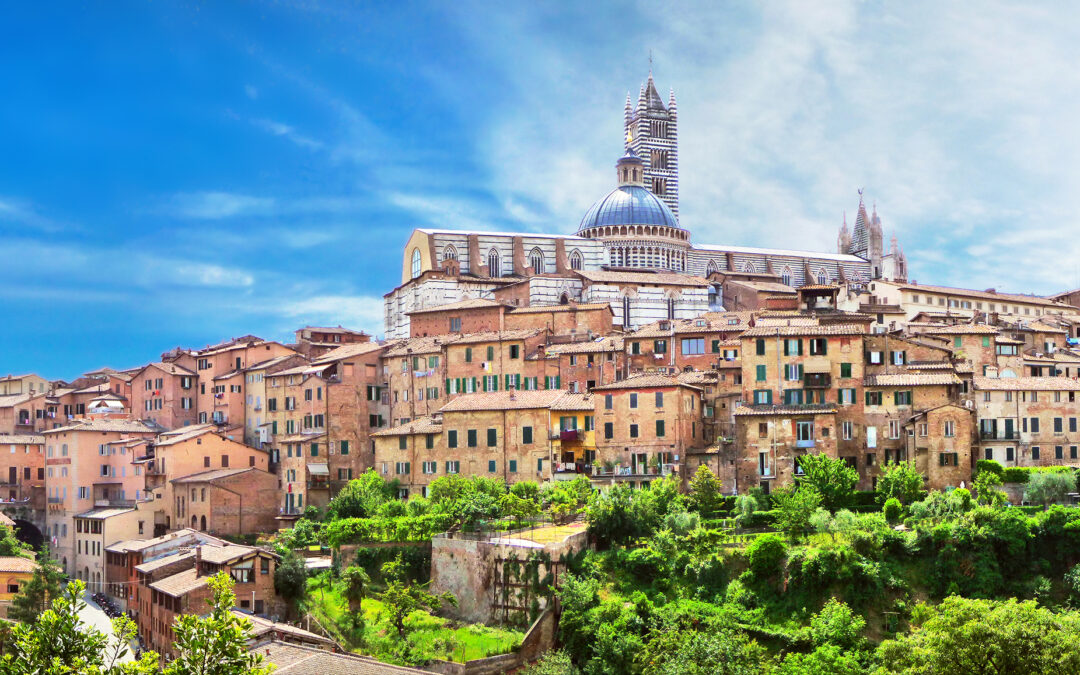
[622,296,632,328]
[529,248,544,274]
[570,250,583,271]
[706,260,718,276]
[667,297,676,320]
[200,515,207,531]
[487,249,501,277]
[410,248,422,279]
[560,293,570,305]
[816,269,828,285]
[743,262,756,274]
[781,267,792,287]
[443,245,457,261]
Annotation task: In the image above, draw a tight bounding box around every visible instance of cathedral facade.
[384,70,903,339]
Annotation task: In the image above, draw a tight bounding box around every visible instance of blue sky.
[3,1,1080,379]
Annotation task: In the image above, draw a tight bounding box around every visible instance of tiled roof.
[575,269,710,287]
[0,434,44,445]
[677,370,720,385]
[628,317,750,338]
[139,361,197,377]
[370,416,443,437]
[235,612,334,646]
[994,337,1026,345]
[740,324,867,337]
[150,567,207,597]
[107,528,222,554]
[311,342,386,364]
[728,279,797,294]
[43,419,160,435]
[0,394,34,408]
[383,335,459,357]
[245,355,304,372]
[539,337,624,355]
[591,373,699,391]
[798,284,841,291]
[134,551,194,574]
[171,468,258,484]
[406,298,507,315]
[71,383,110,395]
[451,329,544,345]
[155,424,218,446]
[549,392,594,411]
[276,432,327,443]
[0,557,35,574]
[74,507,136,520]
[299,325,369,335]
[253,640,427,674]
[734,404,838,416]
[905,362,957,370]
[973,376,1080,391]
[438,389,567,412]
[864,373,961,387]
[916,324,1000,335]
[508,302,612,314]
[197,544,266,565]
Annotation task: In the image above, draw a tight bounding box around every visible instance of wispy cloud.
[278,295,386,336]
[251,118,323,150]
[168,192,275,219]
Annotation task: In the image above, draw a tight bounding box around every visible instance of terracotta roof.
[138,361,196,377]
[508,303,612,314]
[0,394,34,408]
[234,612,334,646]
[0,434,44,445]
[539,337,624,355]
[576,269,710,287]
[994,337,1026,345]
[549,392,594,411]
[0,557,35,574]
[245,355,304,372]
[370,416,443,437]
[150,567,207,597]
[406,298,507,315]
[438,389,566,412]
[277,432,327,443]
[904,362,956,370]
[864,373,961,387]
[450,329,544,345]
[734,404,837,416]
[74,507,136,520]
[253,640,427,674]
[311,342,386,364]
[383,335,459,357]
[43,419,160,435]
[741,324,867,337]
[915,324,1000,335]
[299,325,369,335]
[728,279,797,294]
[591,373,699,391]
[155,424,219,446]
[628,317,750,338]
[134,551,194,574]
[799,284,841,291]
[677,370,720,385]
[108,528,223,554]
[973,376,1080,391]
[171,468,259,484]
[198,544,266,565]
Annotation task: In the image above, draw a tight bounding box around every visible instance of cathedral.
[384,70,905,339]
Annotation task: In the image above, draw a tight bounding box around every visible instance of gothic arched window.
[622,296,632,328]
[816,269,828,285]
[529,248,545,274]
[743,262,756,274]
[487,249,501,277]
[781,267,792,287]
[443,245,457,261]
[706,260,718,276]
[570,250,584,271]
[667,297,676,320]
[410,248,422,279]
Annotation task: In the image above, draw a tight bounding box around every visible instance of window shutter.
[555,376,561,389]
[445,378,451,394]
[797,339,803,356]
[765,390,773,405]
[797,364,803,380]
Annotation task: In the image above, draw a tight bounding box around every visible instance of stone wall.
[422,606,558,675]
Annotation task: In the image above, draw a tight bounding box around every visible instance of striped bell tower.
[625,68,679,220]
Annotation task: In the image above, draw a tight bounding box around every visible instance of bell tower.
[625,66,679,220]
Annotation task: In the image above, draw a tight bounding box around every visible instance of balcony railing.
[795,439,816,449]
[559,429,580,442]
[278,506,303,516]
[803,373,831,388]
[980,431,1020,441]
[47,497,63,504]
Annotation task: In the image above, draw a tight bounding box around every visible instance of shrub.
[747,534,787,580]
[809,598,866,649]
[1003,467,1029,483]
[1065,564,1080,607]
[724,577,758,608]
[976,459,1005,479]
[883,498,902,524]
[625,546,665,577]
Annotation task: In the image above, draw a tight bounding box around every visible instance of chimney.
[195,545,202,576]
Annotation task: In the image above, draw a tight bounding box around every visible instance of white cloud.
[251,118,324,150]
[279,295,386,336]
[169,192,275,219]
[168,261,255,288]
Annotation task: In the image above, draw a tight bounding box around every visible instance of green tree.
[797,454,858,510]
[1025,471,1075,509]
[164,572,273,675]
[0,524,27,558]
[771,485,822,540]
[883,498,902,524]
[687,465,725,518]
[377,555,456,638]
[746,534,787,581]
[501,490,541,527]
[809,598,865,650]
[8,546,65,624]
[274,551,308,620]
[876,596,1080,674]
[325,470,395,519]
[776,645,863,675]
[341,564,371,613]
[641,628,768,675]
[0,579,160,674]
[1065,564,1080,608]
[519,650,580,675]
[875,461,924,505]
[974,469,1007,506]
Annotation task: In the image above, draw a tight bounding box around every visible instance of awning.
[306,463,329,476]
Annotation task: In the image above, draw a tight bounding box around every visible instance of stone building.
[973,377,1080,469]
[128,361,197,431]
[0,434,45,509]
[170,467,279,536]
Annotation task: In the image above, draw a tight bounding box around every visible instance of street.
[78,590,134,664]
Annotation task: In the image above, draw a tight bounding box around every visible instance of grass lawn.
[304,573,524,664]
[516,522,587,545]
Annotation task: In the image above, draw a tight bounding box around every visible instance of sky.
[3,1,1080,379]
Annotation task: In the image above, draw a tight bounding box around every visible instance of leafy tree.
[746,534,786,581]
[733,493,762,527]
[519,649,580,675]
[974,470,1007,506]
[501,491,541,527]
[640,627,768,675]
[687,465,725,518]
[341,564,371,612]
[775,644,863,675]
[274,550,308,619]
[809,598,865,650]
[164,572,273,675]
[325,470,396,519]
[1065,564,1080,608]
[883,498,902,524]
[555,573,602,665]
[876,596,1080,674]
[1025,471,1075,509]
[976,459,1005,479]
[875,461,924,505]
[8,546,65,624]
[0,579,160,674]
[0,524,27,558]
[586,484,645,547]
[377,554,456,638]
[510,481,541,503]
[771,485,822,540]
[797,454,858,510]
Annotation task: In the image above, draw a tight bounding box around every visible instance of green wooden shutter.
[797,364,804,380]
[445,378,451,394]
[797,339,803,355]
[555,376,561,389]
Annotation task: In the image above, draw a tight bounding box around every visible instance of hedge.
[1002,466,1076,484]
[322,513,455,547]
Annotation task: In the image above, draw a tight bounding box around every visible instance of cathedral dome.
[577,184,679,232]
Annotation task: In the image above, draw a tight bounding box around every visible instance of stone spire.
[850,192,870,259]
[625,65,679,220]
[837,211,851,254]
[668,88,677,117]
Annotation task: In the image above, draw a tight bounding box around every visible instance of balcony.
[559,429,580,442]
[47,497,63,504]
[95,499,135,508]
[980,431,1020,441]
[795,439,816,449]
[803,372,831,388]
[859,303,903,314]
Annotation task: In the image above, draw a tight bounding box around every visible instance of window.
[842,421,853,440]
[569,250,583,271]
[681,338,705,355]
[445,460,460,474]
[839,388,856,405]
[1032,446,1041,460]
[655,420,665,437]
[423,461,436,474]
[654,340,667,354]
[425,434,434,450]
[488,460,496,473]
[889,421,901,439]
[631,341,640,355]
[783,339,802,356]
[891,350,906,365]
[939,453,959,466]
[450,317,462,333]
[629,424,639,438]
[756,339,765,356]
[604,422,613,439]
[629,393,638,409]
[529,247,544,273]
[954,336,963,348]
[447,430,458,448]
[464,347,472,363]
[1055,418,1064,434]
[867,351,883,364]
[753,390,772,405]
[487,248,501,277]
[1006,447,1015,462]
[808,338,827,355]
[894,391,913,406]
[604,394,613,410]
[509,344,520,359]
[840,362,852,378]
[398,436,407,450]
[756,365,767,381]
[865,391,882,406]
[1056,446,1064,460]
[487,428,497,447]
[410,248,422,279]
[944,420,955,437]
[486,346,495,360]
[655,392,664,408]
[467,430,477,447]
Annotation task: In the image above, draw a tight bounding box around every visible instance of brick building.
[129,361,198,431]
[170,467,279,535]
[0,434,45,509]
